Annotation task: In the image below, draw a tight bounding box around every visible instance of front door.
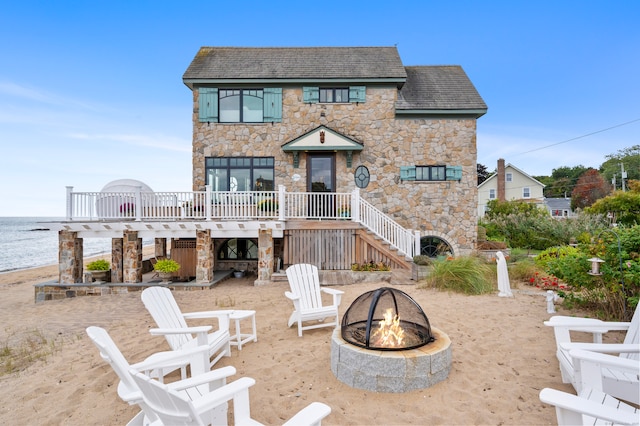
[307,154,335,217]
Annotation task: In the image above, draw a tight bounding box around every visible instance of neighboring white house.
[477,159,545,216]
[544,197,574,218]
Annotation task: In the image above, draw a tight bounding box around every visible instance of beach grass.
[1,328,61,375]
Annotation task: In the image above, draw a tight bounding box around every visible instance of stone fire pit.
[330,327,451,393]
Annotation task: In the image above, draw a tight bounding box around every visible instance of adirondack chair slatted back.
[286,264,323,310]
[86,326,141,399]
[142,287,193,350]
[130,370,202,426]
[622,304,639,361]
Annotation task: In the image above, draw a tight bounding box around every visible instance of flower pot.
[159,272,173,283]
[88,270,110,283]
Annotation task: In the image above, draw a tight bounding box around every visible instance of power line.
[515,118,640,156]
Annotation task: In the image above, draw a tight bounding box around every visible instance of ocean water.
[0,217,114,273]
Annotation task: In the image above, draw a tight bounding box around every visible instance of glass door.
[307,154,335,218]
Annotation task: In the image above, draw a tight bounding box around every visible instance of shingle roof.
[183,46,407,81]
[396,66,487,111]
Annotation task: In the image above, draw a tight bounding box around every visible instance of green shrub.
[351,261,391,271]
[86,259,110,271]
[418,256,494,295]
[153,259,181,273]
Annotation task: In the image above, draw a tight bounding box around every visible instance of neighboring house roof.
[544,198,572,211]
[183,46,407,85]
[478,163,546,189]
[396,66,487,114]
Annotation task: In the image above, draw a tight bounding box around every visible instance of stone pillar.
[111,238,123,283]
[58,230,83,284]
[196,229,213,283]
[123,230,143,283]
[155,237,167,258]
[255,228,273,286]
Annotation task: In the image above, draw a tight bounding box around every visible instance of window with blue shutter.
[400,166,416,181]
[303,87,319,103]
[263,88,282,122]
[199,88,218,122]
[349,86,366,103]
[446,166,462,181]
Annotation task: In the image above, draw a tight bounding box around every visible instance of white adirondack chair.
[285,263,344,337]
[544,304,640,404]
[86,326,236,426]
[540,349,640,425]
[141,286,232,375]
[130,369,332,426]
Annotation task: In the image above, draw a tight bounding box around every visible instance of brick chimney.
[497,158,506,201]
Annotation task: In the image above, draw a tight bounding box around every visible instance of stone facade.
[191,86,478,255]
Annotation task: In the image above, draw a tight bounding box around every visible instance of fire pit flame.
[371,308,405,348]
[341,287,434,351]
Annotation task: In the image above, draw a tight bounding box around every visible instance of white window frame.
[506,172,513,182]
[523,187,531,198]
[489,189,496,199]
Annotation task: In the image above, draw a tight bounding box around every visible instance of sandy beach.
[0,260,606,425]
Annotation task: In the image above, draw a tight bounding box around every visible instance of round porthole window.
[354,165,370,188]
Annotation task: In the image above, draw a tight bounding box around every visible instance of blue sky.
[1,1,638,217]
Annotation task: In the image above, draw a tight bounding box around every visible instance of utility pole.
[620,163,627,192]
[612,174,617,190]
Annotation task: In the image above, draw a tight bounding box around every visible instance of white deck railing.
[65,185,418,257]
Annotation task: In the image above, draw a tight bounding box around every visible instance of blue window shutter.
[303,86,319,103]
[199,88,218,122]
[446,166,462,181]
[349,86,366,103]
[263,88,282,122]
[400,166,416,181]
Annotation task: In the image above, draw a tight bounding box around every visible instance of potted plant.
[257,199,278,215]
[153,259,181,283]
[337,204,351,218]
[86,259,111,283]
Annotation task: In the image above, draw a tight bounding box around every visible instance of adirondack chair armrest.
[544,318,630,332]
[190,376,257,417]
[167,366,237,392]
[321,287,344,296]
[285,291,300,301]
[321,287,344,307]
[282,402,331,426]
[149,326,213,336]
[560,342,640,354]
[539,388,640,425]
[182,310,232,331]
[130,345,210,374]
[570,348,640,370]
[559,342,640,354]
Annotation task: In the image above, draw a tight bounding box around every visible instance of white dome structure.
[100,179,154,193]
[96,179,155,218]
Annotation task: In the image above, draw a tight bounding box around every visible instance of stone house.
[53,46,486,288]
[183,46,486,264]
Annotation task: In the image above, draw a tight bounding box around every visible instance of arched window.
[420,236,453,258]
[217,239,258,260]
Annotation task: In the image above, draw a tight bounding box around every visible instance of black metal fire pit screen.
[341,287,434,351]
